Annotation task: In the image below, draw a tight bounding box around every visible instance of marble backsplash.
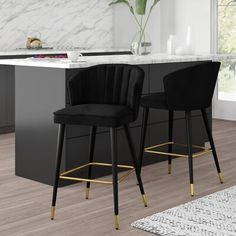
[0,0,112,51]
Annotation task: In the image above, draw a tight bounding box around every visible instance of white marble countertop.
[0,48,129,56]
[0,53,236,69]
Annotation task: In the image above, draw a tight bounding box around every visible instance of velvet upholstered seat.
[54,104,133,127]
[140,92,168,109]
[51,64,147,230]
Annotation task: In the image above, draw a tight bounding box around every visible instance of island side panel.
[0,65,15,133]
[15,66,66,185]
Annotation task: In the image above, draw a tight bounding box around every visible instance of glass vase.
[131,30,152,55]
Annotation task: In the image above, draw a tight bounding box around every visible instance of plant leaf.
[151,0,160,11]
[109,0,129,6]
[109,0,134,15]
[135,0,147,15]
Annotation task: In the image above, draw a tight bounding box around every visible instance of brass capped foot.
[85,187,90,199]
[142,194,148,207]
[218,173,224,184]
[51,206,56,220]
[168,164,172,174]
[114,215,120,230]
[190,184,195,197]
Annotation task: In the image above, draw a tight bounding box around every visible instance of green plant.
[109,0,159,29]
[109,0,160,54]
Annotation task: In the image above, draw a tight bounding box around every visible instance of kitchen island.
[0,53,219,185]
[0,49,131,133]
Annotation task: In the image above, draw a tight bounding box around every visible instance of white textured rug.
[132,186,236,236]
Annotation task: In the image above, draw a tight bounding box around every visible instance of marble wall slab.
[0,0,112,51]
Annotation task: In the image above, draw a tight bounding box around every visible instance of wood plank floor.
[0,119,236,236]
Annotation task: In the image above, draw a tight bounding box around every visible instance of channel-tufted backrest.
[68,64,144,120]
[163,62,221,111]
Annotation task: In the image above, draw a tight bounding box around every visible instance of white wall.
[0,0,212,53]
[174,0,211,54]
[160,0,175,53]
[113,1,161,52]
[113,0,211,54]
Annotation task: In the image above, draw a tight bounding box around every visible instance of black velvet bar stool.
[51,64,147,230]
[139,62,223,197]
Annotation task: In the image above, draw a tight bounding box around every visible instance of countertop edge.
[0,54,235,69]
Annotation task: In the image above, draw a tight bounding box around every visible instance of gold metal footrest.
[60,162,135,185]
[145,142,212,158]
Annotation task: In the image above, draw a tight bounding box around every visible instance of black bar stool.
[139,62,223,197]
[51,64,147,230]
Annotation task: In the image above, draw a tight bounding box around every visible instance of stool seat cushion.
[141,92,168,109]
[54,104,134,127]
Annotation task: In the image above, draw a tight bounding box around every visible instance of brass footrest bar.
[60,162,135,185]
[145,142,212,158]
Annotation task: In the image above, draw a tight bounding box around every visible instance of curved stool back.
[164,62,221,111]
[68,64,144,121]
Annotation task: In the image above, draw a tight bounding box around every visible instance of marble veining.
[0,0,112,51]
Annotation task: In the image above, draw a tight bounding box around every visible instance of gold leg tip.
[168,164,172,174]
[142,194,148,207]
[114,215,120,230]
[85,188,90,199]
[190,184,195,197]
[51,207,56,220]
[219,173,224,184]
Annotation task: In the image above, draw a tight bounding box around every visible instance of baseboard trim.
[0,126,15,134]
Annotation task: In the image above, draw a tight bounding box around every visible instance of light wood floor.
[0,119,235,236]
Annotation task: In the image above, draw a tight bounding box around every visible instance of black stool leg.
[185,112,195,197]
[168,111,174,174]
[51,124,65,220]
[138,107,149,174]
[110,128,119,230]
[201,109,223,184]
[124,125,148,207]
[85,126,97,199]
